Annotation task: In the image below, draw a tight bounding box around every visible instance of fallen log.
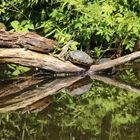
[0,48,140,75]
[0,30,140,75]
[0,48,84,72]
[0,30,56,52]
[87,51,140,75]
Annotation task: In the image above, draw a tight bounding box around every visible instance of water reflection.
[0,63,140,140]
[0,76,83,112]
[66,77,93,96]
[0,72,140,113]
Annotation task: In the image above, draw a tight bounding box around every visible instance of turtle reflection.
[66,76,93,96]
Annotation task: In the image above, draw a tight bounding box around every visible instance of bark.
[0,48,140,75]
[0,48,84,72]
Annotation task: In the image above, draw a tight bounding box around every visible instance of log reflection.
[0,76,83,112]
[0,71,140,113]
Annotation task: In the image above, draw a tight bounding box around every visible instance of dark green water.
[0,62,140,140]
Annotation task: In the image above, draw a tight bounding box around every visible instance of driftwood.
[0,30,140,75]
[0,30,140,113]
[0,48,84,72]
[87,51,140,75]
[0,30,56,51]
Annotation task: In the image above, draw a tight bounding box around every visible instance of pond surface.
[0,62,140,140]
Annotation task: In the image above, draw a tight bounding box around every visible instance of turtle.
[17,32,57,53]
[65,50,93,66]
[24,38,56,53]
[97,58,111,64]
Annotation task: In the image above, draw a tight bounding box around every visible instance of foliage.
[0,112,48,139]
[7,64,30,76]
[116,65,140,87]
[0,0,140,56]
[0,1,140,139]
[10,20,34,32]
[0,64,30,78]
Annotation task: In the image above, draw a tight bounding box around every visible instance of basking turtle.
[18,34,57,53]
[24,38,56,53]
[97,58,111,64]
[65,50,93,66]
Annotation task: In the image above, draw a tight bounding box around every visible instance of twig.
[58,40,73,58]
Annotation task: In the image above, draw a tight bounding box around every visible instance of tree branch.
[87,51,140,75]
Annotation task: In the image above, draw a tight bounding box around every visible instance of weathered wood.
[0,48,84,72]
[1,48,140,75]
[0,30,57,52]
[87,51,140,75]
[0,30,20,47]
[58,40,73,57]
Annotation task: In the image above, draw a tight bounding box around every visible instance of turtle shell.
[66,50,93,66]
[26,39,55,53]
[19,32,57,53]
[25,38,56,53]
[97,58,116,75]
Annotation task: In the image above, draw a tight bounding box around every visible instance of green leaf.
[10,20,19,29]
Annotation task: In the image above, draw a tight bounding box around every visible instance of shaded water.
[0,62,140,140]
